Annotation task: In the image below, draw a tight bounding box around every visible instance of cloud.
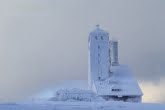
[140,78,165,103]
[0,0,56,16]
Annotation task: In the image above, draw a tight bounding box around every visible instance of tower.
[110,40,119,66]
[88,25,110,88]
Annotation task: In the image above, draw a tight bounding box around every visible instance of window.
[98,60,100,64]
[101,36,103,40]
[95,36,97,40]
[112,89,121,92]
[98,45,100,49]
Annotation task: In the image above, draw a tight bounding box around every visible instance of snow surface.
[0,101,165,110]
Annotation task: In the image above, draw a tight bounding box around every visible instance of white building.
[88,25,143,102]
[55,25,143,102]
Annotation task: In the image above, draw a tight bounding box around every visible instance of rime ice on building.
[88,24,110,88]
[110,40,119,66]
[55,25,143,103]
[88,25,143,102]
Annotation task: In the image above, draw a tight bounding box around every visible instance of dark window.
[98,60,100,64]
[98,53,100,57]
[95,36,97,40]
[101,36,103,40]
[112,89,121,92]
[98,45,100,49]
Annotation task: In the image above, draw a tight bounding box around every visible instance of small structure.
[110,40,119,66]
[55,89,95,101]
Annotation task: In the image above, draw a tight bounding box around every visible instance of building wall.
[101,95,142,102]
[88,31,110,88]
[110,40,119,66]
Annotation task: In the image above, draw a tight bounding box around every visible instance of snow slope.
[0,101,165,110]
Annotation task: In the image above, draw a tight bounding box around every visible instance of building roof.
[93,65,143,96]
[89,25,109,35]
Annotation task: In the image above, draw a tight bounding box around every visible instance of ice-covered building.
[88,25,143,102]
[55,25,143,102]
[88,24,111,88]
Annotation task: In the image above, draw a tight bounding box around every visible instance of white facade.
[88,25,110,88]
[88,25,143,102]
[92,65,143,102]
